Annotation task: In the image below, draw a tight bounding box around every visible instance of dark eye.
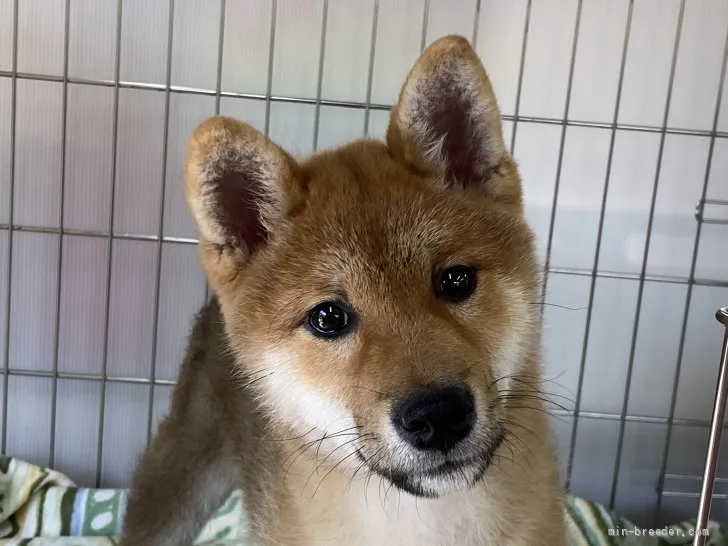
[435,265,477,302]
[307,302,353,338]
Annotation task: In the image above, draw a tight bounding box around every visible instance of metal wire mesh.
[1,0,728,528]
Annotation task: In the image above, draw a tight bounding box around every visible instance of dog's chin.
[381,457,489,498]
[359,432,505,499]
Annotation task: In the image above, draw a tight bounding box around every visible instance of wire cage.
[1,0,728,535]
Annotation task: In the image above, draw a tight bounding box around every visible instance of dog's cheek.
[490,281,534,389]
[257,348,358,441]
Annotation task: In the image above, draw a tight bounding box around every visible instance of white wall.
[1,0,728,527]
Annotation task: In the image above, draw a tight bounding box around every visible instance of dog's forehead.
[303,142,414,199]
[262,141,529,295]
[300,142,454,232]
[296,154,452,258]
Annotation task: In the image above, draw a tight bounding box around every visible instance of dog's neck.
[279,444,498,546]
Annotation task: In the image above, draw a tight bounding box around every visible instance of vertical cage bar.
[538,0,583,333]
[363,0,380,136]
[539,0,595,489]
[567,0,685,491]
[508,0,532,155]
[48,0,72,468]
[214,0,226,117]
[0,0,19,453]
[604,0,639,508]
[419,0,431,52]
[612,5,728,511]
[471,0,482,48]
[204,0,227,306]
[564,0,633,493]
[655,1,726,522]
[145,0,177,445]
[263,0,278,137]
[311,0,329,152]
[693,309,728,545]
[95,0,124,487]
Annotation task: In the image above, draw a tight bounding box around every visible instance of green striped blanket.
[0,455,725,545]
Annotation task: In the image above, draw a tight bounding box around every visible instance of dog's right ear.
[387,35,521,211]
[184,116,302,292]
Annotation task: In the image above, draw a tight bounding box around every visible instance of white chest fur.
[283,464,498,546]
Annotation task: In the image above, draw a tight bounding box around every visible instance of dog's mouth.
[422,454,485,477]
[356,429,505,498]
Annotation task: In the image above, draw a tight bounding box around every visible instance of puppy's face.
[185,36,540,498]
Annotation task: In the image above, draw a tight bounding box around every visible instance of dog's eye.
[307,302,352,338]
[435,265,477,302]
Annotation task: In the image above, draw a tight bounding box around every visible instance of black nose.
[392,386,476,453]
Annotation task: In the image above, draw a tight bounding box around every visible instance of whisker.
[344,385,389,398]
[281,426,364,479]
[345,441,380,494]
[489,371,570,390]
[498,418,541,442]
[229,366,270,383]
[302,436,365,496]
[500,434,527,462]
[496,388,573,405]
[311,450,361,499]
[529,301,586,311]
[384,478,397,506]
[491,445,528,478]
[364,450,387,510]
[503,404,570,424]
[270,426,317,443]
[314,425,364,461]
[497,389,575,407]
[319,433,374,471]
[287,430,360,464]
[498,378,575,402]
[234,369,276,391]
[497,393,571,413]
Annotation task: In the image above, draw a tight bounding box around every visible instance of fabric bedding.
[1,455,725,545]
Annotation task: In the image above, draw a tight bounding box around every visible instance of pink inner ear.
[427,90,482,189]
[211,170,268,253]
[408,70,495,190]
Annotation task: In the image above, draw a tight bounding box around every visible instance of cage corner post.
[692,308,728,546]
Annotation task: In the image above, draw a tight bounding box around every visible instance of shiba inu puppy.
[120,35,566,546]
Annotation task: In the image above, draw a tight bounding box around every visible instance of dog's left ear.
[387,35,521,209]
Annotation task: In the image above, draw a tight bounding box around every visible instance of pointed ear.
[184,116,303,291]
[387,35,521,208]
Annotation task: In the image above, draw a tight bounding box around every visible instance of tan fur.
[121,35,566,546]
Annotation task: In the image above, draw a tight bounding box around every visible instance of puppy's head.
[185,36,541,498]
